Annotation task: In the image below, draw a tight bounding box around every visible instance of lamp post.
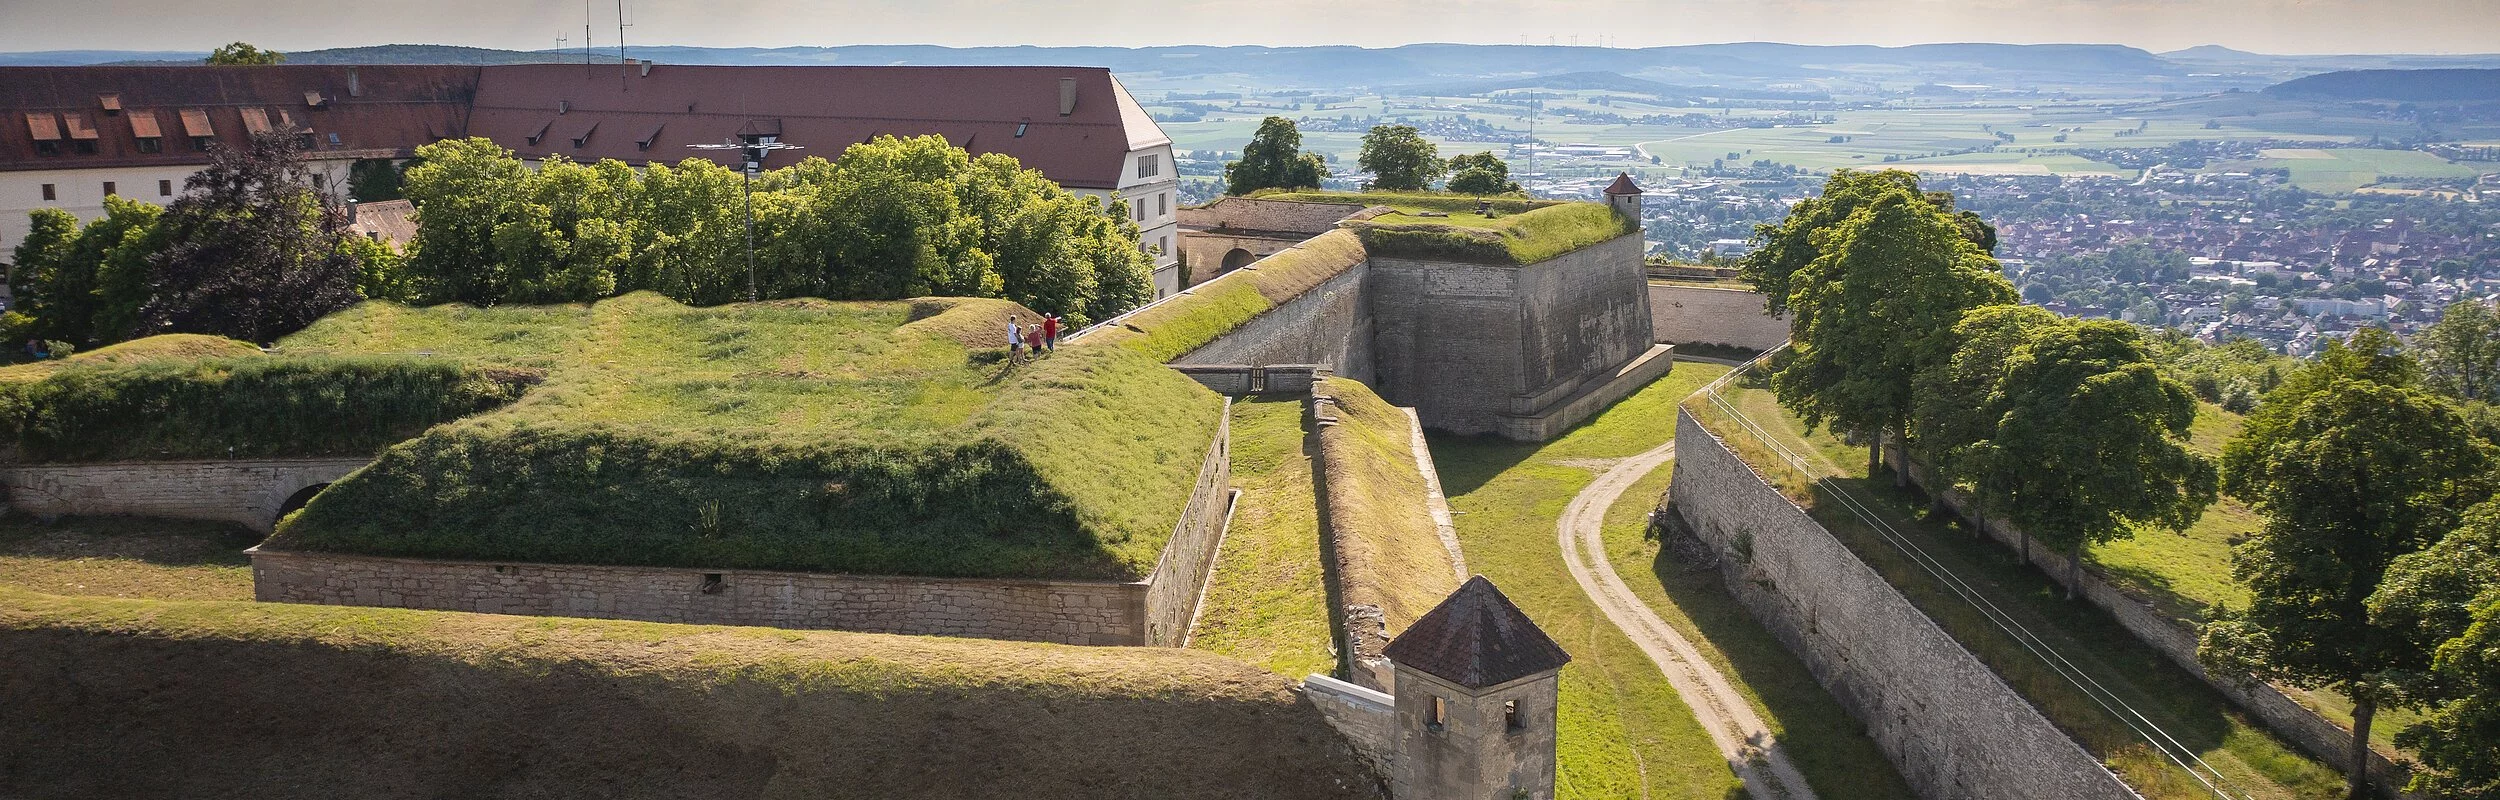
[689,129,802,302]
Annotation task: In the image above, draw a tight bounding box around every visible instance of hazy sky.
[3,0,2495,55]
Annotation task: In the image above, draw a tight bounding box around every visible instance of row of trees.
[1221,116,1522,196]
[1748,169,2498,798]
[7,132,1161,351]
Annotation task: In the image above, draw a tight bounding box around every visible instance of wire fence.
[1693,346,2253,800]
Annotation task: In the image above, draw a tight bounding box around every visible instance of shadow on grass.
[1425,434,1541,498]
[0,514,258,568]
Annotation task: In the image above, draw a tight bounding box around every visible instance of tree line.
[1748,169,2500,800]
[6,132,1158,353]
[1221,116,1523,196]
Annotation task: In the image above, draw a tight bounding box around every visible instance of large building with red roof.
[0,62,1184,297]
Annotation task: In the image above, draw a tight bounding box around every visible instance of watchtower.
[1604,171,1644,226]
[1383,575,1572,800]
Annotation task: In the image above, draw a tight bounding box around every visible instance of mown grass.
[1430,363,1912,799]
[1316,378,1460,629]
[0,515,257,601]
[1187,397,1336,678]
[1088,229,1368,361]
[263,292,1227,581]
[1247,190,1633,265]
[0,333,264,384]
[0,355,538,461]
[1694,381,2347,800]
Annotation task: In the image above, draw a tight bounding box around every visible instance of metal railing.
[1692,346,2253,800]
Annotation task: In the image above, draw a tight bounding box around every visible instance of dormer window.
[179,108,215,151]
[1015,121,1029,138]
[130,109,163,153]
[1137,153,1160,179]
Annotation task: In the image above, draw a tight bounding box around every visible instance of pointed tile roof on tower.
[1382,575,1571,689]
[1604,171,1642,195]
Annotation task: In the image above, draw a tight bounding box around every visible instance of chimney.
[347,67,362,97]
[639,60,653,77]
[1058,78,1077,117]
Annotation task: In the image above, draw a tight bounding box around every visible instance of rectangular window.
[1014,121,1028,138]
[1137,154,1159,179]
[191,136,213,152]
[35,140,59,156]
[40,183,56,201]
[73,140,97,155]
[1505,700,1523,732]
[1428,696,1447,731]
[327,132,342,146]
[1132,199,1143,222]
[102,181,115,196]
[158,179,173,197]
[1158,192,1169,217]
[1160,235,1170,256]
[135,137,161,154]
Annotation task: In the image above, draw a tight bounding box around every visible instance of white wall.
[1,158,358,259]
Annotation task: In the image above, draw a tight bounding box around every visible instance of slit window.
[40,183,56,201]
[1157,192,1168,217]
[1505,700,1524,732]
[1427,696,1447,731]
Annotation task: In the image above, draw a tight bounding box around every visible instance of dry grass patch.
[0,515,257,602]
[1187,397,1336,678]
[1315,378,1459,630]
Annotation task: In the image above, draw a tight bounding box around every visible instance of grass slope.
[1316,378,1460,630]
[1188,397,1337,678]
[0,587,1381,800]
[266,292,1226,580]
[1427,364,1909,799]
[0,333,263,384]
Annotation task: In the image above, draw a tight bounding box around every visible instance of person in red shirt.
[1042,313,1060,352]
[1026,325,1044,356]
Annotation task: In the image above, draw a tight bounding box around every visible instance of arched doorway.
[1221,248,1258,273]
[277,483,330,524]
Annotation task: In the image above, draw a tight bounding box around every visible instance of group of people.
[1006,313,1062,363]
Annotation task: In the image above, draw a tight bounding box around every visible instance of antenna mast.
[617,0,632,90]
[583,0,594,77]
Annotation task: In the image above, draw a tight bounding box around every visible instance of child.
[1007,315,1024,363]
[1026,324,1045,357]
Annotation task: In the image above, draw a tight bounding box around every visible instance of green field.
[2217,147,2487,193]
[1187,397,1336,678]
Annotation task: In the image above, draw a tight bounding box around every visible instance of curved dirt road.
[1556,440,1818,800]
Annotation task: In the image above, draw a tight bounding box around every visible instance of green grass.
[1091,230,1368,361]
[1247,190,1633,265]
[1693,381,2348,800]
[0,333,264,384]
[0,515,257,602]
[1187,397,1336,678]
[1315,377,1460,629]
[1428,363,1910,799]
[2215,148,2485,194]
[1604,452,1920,799]
[263,292,1227,581]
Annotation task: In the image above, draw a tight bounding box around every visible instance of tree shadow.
[1421,433,1540,498]
[0,514,259,568]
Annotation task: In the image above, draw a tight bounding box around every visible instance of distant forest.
[2266,68,2500,102]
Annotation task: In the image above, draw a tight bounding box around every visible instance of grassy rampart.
[1315,378,1459,631]
[0,587,1379,799]
[260,292,1225,581]
[1090,229,1369,362]
[1354,202,1635,266]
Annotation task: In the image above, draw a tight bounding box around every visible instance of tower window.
[1505,700,1524,733]
[1157,192,1168,217]
[1428,696,1446,732]
[1137,153,1160,179]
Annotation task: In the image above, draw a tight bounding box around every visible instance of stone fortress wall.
[2,458,370,532]
[1669,409,2140,800]
[1647,284,1791,353]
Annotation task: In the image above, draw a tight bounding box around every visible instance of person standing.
[1042,313,1060,352]
[1026,324,1044,357]
[1007,315,1024,363]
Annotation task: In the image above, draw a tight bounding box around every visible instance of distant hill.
[2162,45,2270,61]
[1395,70,1830,101]
[276,44,579,65]
[2265,68,2500,102]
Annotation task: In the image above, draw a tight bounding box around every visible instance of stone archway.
[276,482,330,525]
[1221,248,1258,273]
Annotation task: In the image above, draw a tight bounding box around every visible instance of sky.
[1,0,2496,55]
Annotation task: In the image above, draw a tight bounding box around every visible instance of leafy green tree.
[1771,187,2016,475]
[1741,170,1928,316]
[141,132,366,343]
[400,137,533,304]
[7,208,89,345]
[622,158,748,304]
[2203,377,2495,800]
[2368,503,2500,800]
[1958,318,2217,594]
[2420,298,2500,403]
[1444,151,1521,195]
[80,197,169,343]
[1912,302,2061,512]
[205,42,284,65]
[347,158,410,203]
[1223,117,1327,195]
[1358,124,1443,191]
[490,156,635,303]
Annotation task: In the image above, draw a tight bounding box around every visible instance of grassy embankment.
[1255,191,1634,265]
[263,292,1225,581]
[0,586,1379,800]
[1188,396,1336,678]
[1688,379,2348,800]
[1428,364,1916,800]
[1315,378,1462,632]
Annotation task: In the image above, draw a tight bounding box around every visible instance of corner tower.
[1604,171,1643,226]
[1383,575,1572,800]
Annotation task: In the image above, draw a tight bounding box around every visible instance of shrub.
[0,356,539,461]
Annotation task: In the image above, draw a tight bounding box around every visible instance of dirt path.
[1556,440,1819,800]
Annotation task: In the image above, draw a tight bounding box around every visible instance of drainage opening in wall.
[700,573,726,594]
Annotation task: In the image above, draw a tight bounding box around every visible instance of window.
[191,136,213,152]
[1132,199,1143,222]
[135,137,161,154]
[102,181,115,197]
[1427,696,1447,731]
[327,132,342,146]
[40,183,56,201]
[35,140,59,156]
[312,173,326,189]
[1158,192,1168,217]
[73,140,96,155]
[296,133,315,150]
[1160,235,1170,256]
[158,179,173,197]
[1137,153,1160,179]
[1505,700,1524,733]
[1014,121,1028,138]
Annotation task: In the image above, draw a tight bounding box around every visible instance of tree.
[79,197,169,343]
[1741,170,1984,316]
[2368,504,2500,799]
[141,132,367,343]
[347,158,411,203]
[1224,117,1327,195]
[2202,378,2495,800]
[1957,318,2217,594]
[400,137,533,304]
[1444,151,1521,195]
[1358,124,1443,191]
[2420,298,2500,403]
[205,42,284,65]
[1771,186,2016,476]
[7,208,88,344]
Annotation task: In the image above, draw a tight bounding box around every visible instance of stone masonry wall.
[1174,260,1374,383]
[1366,257,1522,435]
[251,549,1150,645]
[1669,409,2140,800]
[1139,406,1234,646]
[1303,673,1395,776]
[1647,284,1791,352]
[1887,449,2414,797]
[3,458,371,532]
[1515,234,1654,410]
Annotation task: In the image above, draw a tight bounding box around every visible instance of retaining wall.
[1303,673,1396,775]
[1173,261,1375,383]
[2,458,370,532]
[1647,284,1790,352]
[1887,449,2414,796]
[1669,409,2139,800]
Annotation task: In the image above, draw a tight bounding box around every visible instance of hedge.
[0,356,540,462]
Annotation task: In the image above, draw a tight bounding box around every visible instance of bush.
[0,356,539,461]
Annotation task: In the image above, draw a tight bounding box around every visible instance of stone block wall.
[1169,364,1327,397]
[1514,235,1654,406]
[1887,449,2414,797]
[251,549,1150,645]
[1669,409,2140,800]
[1303,673,1395,775]
[2,458,371,532]
[1174,261,1375,383]
[1139,407,1234,646]
[1647,284,1790,352]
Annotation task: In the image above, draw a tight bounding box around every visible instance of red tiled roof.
[127,110,163,140]
[1605,171,1642,195]
[1381,575,1571,689]
[0,65,478,171]
[24,112,59,141]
